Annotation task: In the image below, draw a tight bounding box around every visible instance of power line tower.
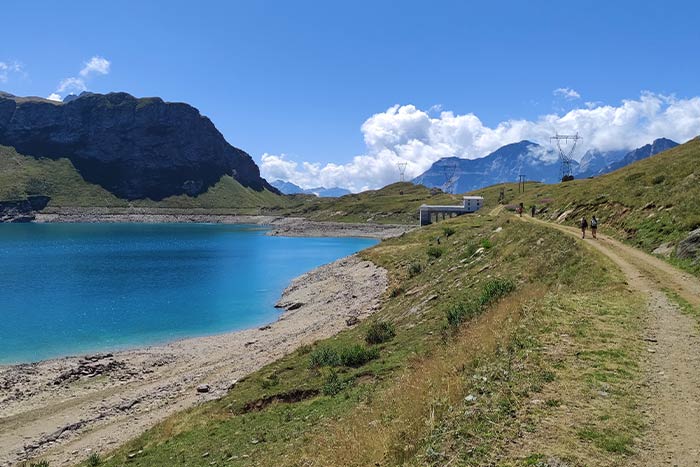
[397,162,408,182]
[550,133,582,182]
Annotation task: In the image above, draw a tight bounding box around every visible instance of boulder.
[676,228,700,261]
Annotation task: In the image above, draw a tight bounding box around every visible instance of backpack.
[591,218,598,228]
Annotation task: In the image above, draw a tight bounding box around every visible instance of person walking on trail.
[531,205,536,217]
[591,215,598,239]
[580,217,588,239]
[518,202,524,217]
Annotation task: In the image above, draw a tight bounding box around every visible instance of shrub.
[309,347,340,368]
[260,373,279,389]
[446,278,516,330]
[408,261,423,276]
[389,286,404,298]
[427,246,445,259]
[442,226,456,237]
[310,344,379,368]
[480,239,492,249]
[87,453,102,466]
[446,301,480,328]
[339,345,380,367]
[652,175,666,185]
[365,321,396,345]
[322,370,345,396]
[478,278,516,306]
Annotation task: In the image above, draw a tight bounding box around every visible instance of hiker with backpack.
[591,215,598,239]
[580,217,588,239]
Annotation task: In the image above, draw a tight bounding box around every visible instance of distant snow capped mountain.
[413,138,679,192]
[412,140,566,193]
[604,138,678,174]
[270,180,351,197]
[575,148,627,177]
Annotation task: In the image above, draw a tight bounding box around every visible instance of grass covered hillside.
[0,145,296,213]
[471,137,700,274]
[76,212,648,467]
[288,182,463,224]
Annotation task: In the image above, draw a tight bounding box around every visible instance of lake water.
[0,223,376,364]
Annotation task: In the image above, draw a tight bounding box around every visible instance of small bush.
[365,321,396,344]
[309,347,340,368]
[87,453,102,466]
[480,239,492,249]
[389,286,404,298]
[297,344,312,355]
[408,261,423,276]
[427,246,445,259]
[446,301,480,328]
[260,373,280,389]
[446,278,515,330]
[322,370,345,396]
[339,344,380,367]
[310,344,379,368]
[479,278,516,305]
[651,174,666,185]
[442,226,456,237]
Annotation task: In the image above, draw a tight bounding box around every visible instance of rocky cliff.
[0,91,278,200]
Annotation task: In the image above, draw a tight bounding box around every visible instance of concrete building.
[419,196,484,226]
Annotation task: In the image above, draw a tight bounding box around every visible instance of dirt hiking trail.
[523,215,700,466]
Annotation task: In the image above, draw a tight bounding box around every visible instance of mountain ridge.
[0,91,279,200]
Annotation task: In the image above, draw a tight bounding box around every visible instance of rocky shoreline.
[31,208,415,239]
[0,254,388,466]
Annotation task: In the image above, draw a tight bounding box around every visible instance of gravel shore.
[0,254,387,467]
[34,208,415,239]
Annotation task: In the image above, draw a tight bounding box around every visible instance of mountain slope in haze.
[600,137,678,174]
[576,138,678,178]
[574,148,627,176]
[0,91,278,200]
[271,179,351,197]
[413,140,566,192]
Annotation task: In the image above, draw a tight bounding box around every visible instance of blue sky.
[2,0,700,190]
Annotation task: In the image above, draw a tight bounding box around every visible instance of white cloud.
[554,87,581,100]
[260,92,700,192]
[56,77,87,93]
[0,61,23,83]
[47,93,62,102]
[79,56,110,77]
[50,56,110,100]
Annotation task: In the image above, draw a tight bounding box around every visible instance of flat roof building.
[419,196,484,226]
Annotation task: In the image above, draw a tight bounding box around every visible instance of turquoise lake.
[0,223,377,364]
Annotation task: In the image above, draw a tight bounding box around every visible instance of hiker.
[531,205,536,217]
[518,202,524,217]
[591,215,598,239]
[580,217,588,239]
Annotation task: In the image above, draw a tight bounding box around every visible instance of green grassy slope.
[71,213,646,467]
[470,137,700,274]
[0,145,296,213]
[287,182,463,224]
